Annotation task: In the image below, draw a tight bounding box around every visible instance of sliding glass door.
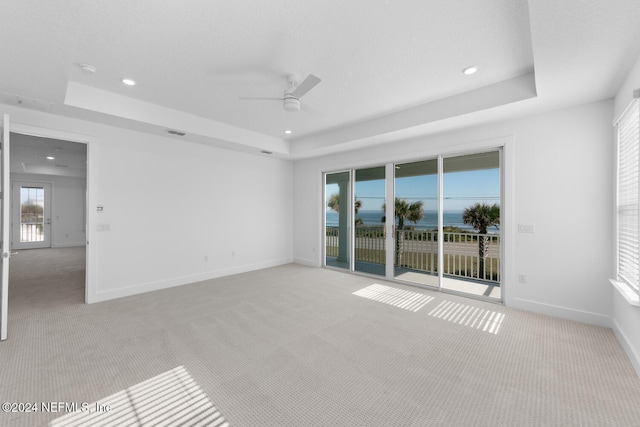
[323,149,502,301]
[325,171,351,270]
[354,167,386,276]
[441,152,501,298]
[393,159,439,286]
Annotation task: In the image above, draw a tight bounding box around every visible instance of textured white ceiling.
[10,133,87,178]
[0,0,639,158]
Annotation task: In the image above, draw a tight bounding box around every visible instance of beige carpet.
[2,247,640,426]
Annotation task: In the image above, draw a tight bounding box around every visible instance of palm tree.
[462,202,500,279]
[328,193,363,224]
[327,193,340,212]
[383,198,424,266]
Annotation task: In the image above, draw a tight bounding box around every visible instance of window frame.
[612,97,640,306]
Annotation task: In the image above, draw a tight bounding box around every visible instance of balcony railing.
[326,226,500,284]
[326,227,340,257]
[20,223,44,242]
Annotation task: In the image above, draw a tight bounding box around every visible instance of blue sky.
[20,187,45,207]
[327,168,500,212]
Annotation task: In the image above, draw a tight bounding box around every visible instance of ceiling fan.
[239,74,321,112]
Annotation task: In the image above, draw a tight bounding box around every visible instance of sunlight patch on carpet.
[428,300,505,334]
[353,284,434,312]
[50,366,228,427]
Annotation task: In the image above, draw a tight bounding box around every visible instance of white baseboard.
[611,318,640,378]
[87,257,293,303]
[52,242,86,248]
[509,297,612,328]
[293,257,319,267]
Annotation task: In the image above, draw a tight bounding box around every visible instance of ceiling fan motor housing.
[283,95,301,112]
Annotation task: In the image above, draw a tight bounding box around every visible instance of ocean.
[326,210,481,232]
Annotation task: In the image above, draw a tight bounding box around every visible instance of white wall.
[1,90,622,356]
[293,100,614,327]
[2,105,294,303]
[11,173,86,247]
[612,52,640,375]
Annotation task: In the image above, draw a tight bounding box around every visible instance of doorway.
[1,116,91,341]
[323,149,503,302]
[9,132,88,298]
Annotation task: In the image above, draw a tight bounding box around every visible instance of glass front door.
[12,182,52,250]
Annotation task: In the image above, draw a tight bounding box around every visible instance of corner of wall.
[87,257,293,304]
[293,257,320,267]
[612,316,640,378]
[508,297,612,328]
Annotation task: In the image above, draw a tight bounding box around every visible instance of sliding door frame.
[321,137,513,305]
[323,169,353,271]
[385,163,395,278]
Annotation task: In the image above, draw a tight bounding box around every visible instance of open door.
[1,115,11,340]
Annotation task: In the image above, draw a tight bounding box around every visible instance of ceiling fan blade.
[238,96,282,101]
[292,74,321,98]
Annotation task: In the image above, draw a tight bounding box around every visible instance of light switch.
[518,224,534,233]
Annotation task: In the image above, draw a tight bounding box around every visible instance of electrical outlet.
[518,273,527,283]
[518,224,534,233]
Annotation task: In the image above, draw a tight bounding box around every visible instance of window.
[614,97,640,304]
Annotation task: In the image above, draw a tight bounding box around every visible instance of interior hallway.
[9,247,86,314]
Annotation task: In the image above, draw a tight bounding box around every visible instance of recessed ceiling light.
[46,156,55,160]
[122,78,136,86]
[284,130,292,134]
[462,66,478,75]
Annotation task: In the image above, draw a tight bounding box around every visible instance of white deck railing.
[20,223,44,242]
[326,226,500,284]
